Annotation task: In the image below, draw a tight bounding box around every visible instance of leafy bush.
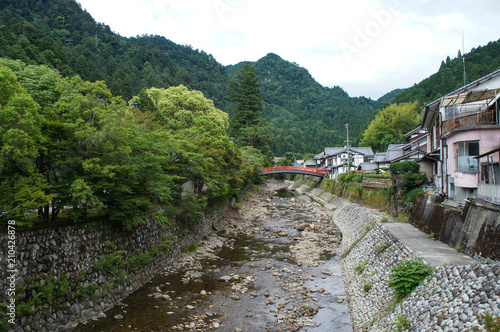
[389,161,420,175]
[338,171,363,183]
[404,186,424,203]
[388,259,434,299]
[389,161,425,194]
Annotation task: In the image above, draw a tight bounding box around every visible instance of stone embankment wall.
[0,205,228,331]
[307,188,500,332]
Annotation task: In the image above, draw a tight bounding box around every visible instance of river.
[72,181,352,331]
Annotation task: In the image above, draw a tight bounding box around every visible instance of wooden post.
[392,177,399,217]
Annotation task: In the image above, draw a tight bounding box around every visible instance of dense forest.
[0,0,229,106]
[228,54,381,155]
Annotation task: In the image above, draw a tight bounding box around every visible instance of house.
[314,146,374,179]
[373,144,405,169]
[474,146,500,202]
[303,160,317,168]
[421,69,500,202]
[391,128,435,181]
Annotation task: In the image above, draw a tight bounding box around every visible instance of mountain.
[392,40,500,105]
[377,88,405,104]
[228,53,381,155]
[0,0,229,105]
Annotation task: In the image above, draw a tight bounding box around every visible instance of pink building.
[422,69,500,203]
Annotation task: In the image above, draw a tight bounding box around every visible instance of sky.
[76,0,500,100]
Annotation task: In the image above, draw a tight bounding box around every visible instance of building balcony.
[443,109,499,134]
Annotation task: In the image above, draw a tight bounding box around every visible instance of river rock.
[297,223,310,231]
[114,314,124,320]
[219,275,232,282]
[322,268,333,276]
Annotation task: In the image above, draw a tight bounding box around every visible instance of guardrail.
[443,109,499,134]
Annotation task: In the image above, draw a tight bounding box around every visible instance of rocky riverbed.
[74,180,352,331]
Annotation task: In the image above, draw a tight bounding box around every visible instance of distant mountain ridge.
[227,53,381,154]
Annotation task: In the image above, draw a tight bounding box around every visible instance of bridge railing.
[262,166,329,175]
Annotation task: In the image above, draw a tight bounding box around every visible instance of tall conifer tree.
[228,62,272,162]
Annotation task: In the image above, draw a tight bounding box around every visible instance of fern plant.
[388,259,434,299]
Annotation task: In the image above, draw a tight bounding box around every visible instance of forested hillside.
[0,0,229,106]
[1,0,383,156]
[392,40,500,105]
[228,54,381,155]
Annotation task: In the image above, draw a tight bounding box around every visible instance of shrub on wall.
[388,259,434,300]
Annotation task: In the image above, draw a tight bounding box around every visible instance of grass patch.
[390,314,411,332]
[355,261,368,274]
[184,241,203,254]
[473,312,500,332]
[375,243,389,254]
[217,229,227,236]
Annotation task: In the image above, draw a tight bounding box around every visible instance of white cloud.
[77,0,500,99]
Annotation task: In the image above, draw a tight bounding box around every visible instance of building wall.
[446,129,500,197]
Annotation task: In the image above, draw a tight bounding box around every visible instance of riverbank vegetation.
[319,161,426,215]
[0,58,259,229]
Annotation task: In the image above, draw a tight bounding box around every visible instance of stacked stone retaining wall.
[308,189,500,332]
[0,205,228,331]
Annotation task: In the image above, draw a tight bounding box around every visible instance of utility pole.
[345,123,350,174]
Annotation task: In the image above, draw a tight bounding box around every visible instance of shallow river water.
[73,187,352,331]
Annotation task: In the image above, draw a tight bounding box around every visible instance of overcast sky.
[77,0,500,100]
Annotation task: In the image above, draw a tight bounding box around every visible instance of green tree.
[360,102,421,152]
[276,152,295,166]
[389,160,426,196]
[0,66,52,225]
[142,85,249,200]
[228,62,272,162]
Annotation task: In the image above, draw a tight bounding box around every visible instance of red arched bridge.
[262,166,329,177]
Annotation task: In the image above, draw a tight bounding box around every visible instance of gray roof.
[304,160,316,167]
[359,162,378,171]
[386,144,405,161]
[374,153,387,163]
[313,152,325,160]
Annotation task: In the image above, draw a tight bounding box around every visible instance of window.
[455,141,479,172]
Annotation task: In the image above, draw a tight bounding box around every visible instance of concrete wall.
[410,193,500,260]
[478,183,500,203]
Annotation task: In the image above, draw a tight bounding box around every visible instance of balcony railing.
[443,109,499,134]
